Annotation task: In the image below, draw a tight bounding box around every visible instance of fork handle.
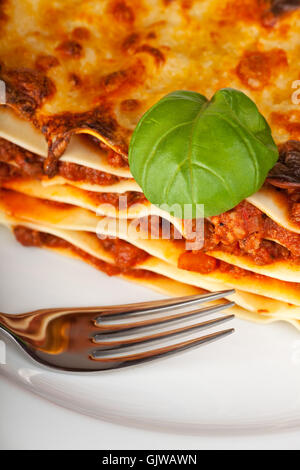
[0,314,12,333]
[0,311,35,334]
[0,310,57,348]
[0,310,79,353]
[0,312,29,348]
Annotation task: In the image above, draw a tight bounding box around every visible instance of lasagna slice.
[0,0,300,328]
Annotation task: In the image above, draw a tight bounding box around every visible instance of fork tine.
[95,301,235,332]
[93,314,235,350]
[90,328,235,368]
[96,289,235,320]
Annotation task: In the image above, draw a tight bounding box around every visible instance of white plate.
[1,226,300,438]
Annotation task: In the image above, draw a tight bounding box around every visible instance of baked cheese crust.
[0,0,300,175]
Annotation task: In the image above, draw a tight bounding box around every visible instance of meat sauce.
[208,201,300,261]
[101,237,149,269]
[286,189,300,224]
[135,200,300,274]
[268,185,300,227]
[88,191,147,209]
[178,201,300,275]
[178,250,268,280]
[178,251,218,274]
[0,139,146,209]
[13,226,151,277]
[5,130,300,276]
[0,137,122,185]
[13,225,274,285]
[267,140,300,224]
[58,162,121,186]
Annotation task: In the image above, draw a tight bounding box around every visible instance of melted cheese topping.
[0,0,300,154]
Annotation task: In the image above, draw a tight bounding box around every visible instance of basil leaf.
[128,88,279,218]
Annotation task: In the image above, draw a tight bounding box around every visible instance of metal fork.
[0,290,235,372]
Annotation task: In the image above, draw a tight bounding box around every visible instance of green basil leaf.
[128,88,279,218]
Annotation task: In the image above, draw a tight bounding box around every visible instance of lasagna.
[0,0,300,328]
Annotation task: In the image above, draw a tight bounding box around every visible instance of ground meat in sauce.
[14,225,69,248]
[57,162,120,186]
[205,201,300,264]
[107,149,128,168]
[86,136,129,168]
[0,161,18,179]
[7,132,300,273]
[179,201,300,274]
[0,137,122,185]
[42,199,74,210]
[178,251,218,274]
[289,195,300,223]
[276,188,300,225]
[177,249,286,281]
[178,249,298,283]
[267,182,300,226]
[89,191,147,209]
[0,138,44,178]
[101,237,149,269]
[13,226,149,274]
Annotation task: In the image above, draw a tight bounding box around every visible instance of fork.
[0,290,235,372]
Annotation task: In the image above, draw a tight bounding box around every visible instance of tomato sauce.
[13,226,150,276]
[0,137,123,185]
[88,191,147,209]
